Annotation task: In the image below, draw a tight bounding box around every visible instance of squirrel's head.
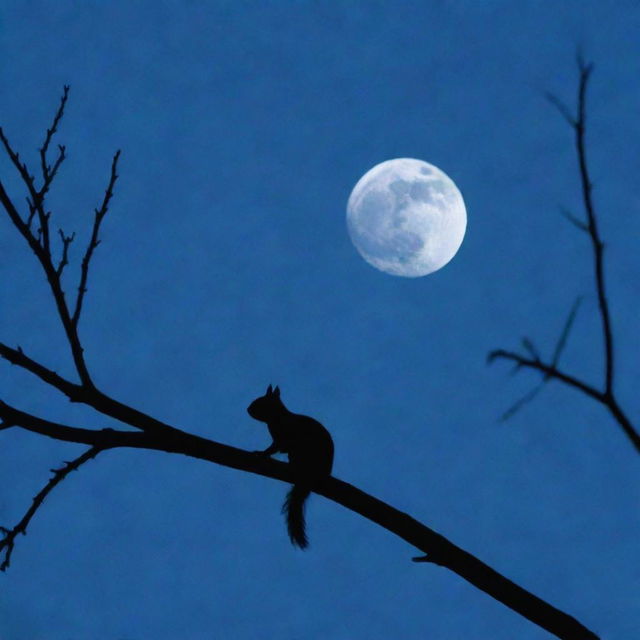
[247,384,284,422]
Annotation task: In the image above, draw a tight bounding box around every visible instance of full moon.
[346,158,466,277]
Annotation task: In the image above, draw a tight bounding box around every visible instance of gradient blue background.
[1,2,639,638]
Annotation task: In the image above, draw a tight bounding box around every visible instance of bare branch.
[56,228,76,277]
[39,85,69,184]
[0,341,188,439]
[520,337,540,361]
[0,127,52,253]
[491,58,636,459]
[572,62,615,396]
[495,299,580,423]
[551,297,582,369]
[489,349,603,402]
[0,400,120,445]
[489,349,640,453]
[0,342,85,402]
[545,91,576,127]
[0,180,45,258]
[41,144,66,198]
[499,381,546,422]
[559,206,588,232]
[72,150,121,328]
[0,141,92,387]
[0,396,599,638]
[0,445,100,571]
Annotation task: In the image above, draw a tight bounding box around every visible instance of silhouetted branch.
[0,342,85,401]
[0,445,100,571]
[72,150,120,329]
[39,85,69,187]
[56,228,75,277]
[488,349,603,402]
[489,58,639,454]
[551,297,582,369]
[560,206,588,233]
[0,89,601,640]
[0,91,98,387]
[0,398,598,639]
[499,380,546,423]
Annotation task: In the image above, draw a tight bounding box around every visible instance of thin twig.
[40,144,66,199]
[0,127,50,252]
[545,91,576,127]
[488,349,640,453]
[499,381,547,423]
[550,297,583,369]
[39,85,69,184]
[573,61,616,396]
[0,445,101,571]
[56,228,75,277]
[488,349,603,402]
[72,150,121,328]
[559,206,588,233]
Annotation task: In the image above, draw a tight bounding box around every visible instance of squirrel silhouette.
[247,385,334,549]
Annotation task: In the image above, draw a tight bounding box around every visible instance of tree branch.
[72,150,120,329]
[39,85,69,188]
[0,341,193,439]
[0,127,50,252]
[0,174,92,387]
[0,342,85,402]
[573,60,616,397]
[488,349,604,402]
[0,399,598,639]
[488,349,640,453]
[546,60,614,396]
[56,228,75,277]
[490,57,639,455]
[0,445,100,571]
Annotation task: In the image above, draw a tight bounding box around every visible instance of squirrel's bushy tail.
[282,484,311,549]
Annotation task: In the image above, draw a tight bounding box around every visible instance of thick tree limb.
[0,400,598,639]
[0,343,192,439]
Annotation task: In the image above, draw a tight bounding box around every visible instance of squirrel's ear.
[274,385,281,398]
[266,384,273,395]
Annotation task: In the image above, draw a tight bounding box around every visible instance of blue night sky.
[1,2,639,639]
